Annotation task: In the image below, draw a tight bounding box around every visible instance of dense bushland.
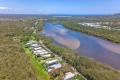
[0,20,46,80]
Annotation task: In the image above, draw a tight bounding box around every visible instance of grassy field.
[0,20,49,80]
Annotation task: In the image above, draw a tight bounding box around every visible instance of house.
[63,72,76,80]
[31,43,39,47]
[46,59,59,66]
[42,51,48,54]
[31,45,41,49]
[40,49,46,52]
[33,52,41,56]
[33,50,43,53]
[26,40,36,45]
[39,52,48,55]
[46,59,62,72]
[41,54,51,58]
[33,47,42,50]
[33,51,48,56]
[47,63,62,72]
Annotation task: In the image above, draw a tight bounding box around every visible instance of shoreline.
[49,21,120,44]
[38,21,120,80]
[65,26,120,44]
[50,21,120,44]
[43,22,120,70]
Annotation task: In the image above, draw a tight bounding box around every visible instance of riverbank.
[42,22,120,70]
[50,20,120,44]
[37,21,120,80]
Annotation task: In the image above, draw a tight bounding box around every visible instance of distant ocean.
[0,14,111,17]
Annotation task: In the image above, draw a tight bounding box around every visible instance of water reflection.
[41,22,120,70]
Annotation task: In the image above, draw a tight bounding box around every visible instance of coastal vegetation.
[0,20,50,80]
[0,20,38,80]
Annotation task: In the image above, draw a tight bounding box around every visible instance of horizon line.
[0,13,116,16]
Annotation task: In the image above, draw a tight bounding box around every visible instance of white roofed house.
[41,54,51,58]
[33,47,42,50]
[33,52,41,56]
[31,45,41,49]
[46,59,59,66]
[42,51,48,54]
[26,40,37,46]
[63,72,76,80]
[39,52,48,55]
[40,49,46,52]
[31,43,39,47]
[47,63,62,72]
[33,50,42,53]
[46,59,62,72]
[33,51,48,56]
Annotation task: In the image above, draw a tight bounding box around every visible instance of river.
[41,22,120,70]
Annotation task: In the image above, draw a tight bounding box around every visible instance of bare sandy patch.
[54,36,80,49]
[97,39,120,54]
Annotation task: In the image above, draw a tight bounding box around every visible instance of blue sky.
[0,0,120,14]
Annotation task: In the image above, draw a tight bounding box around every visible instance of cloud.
[0,7,11,10]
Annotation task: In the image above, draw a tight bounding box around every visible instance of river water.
[41,22,120,70]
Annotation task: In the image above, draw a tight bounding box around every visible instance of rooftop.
[63,72,76,80]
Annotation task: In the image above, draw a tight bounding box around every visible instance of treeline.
[36,19,45,31]
[60,21,120,43]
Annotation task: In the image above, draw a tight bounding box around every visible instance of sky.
[0,0,120,15]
